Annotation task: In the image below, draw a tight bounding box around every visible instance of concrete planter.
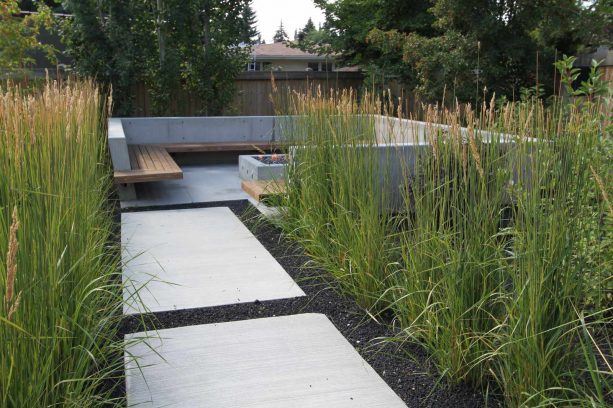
[239,154,287,181]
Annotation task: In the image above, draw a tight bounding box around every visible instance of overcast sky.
[252,0,326,43]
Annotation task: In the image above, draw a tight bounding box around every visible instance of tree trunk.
[201,0,214,114]
[156,0,166,68]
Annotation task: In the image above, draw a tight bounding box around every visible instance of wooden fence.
[130,71,366,117]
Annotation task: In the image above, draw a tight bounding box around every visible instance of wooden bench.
[114,145,183,184]
[159,142,281,153]
[113,142,282,184]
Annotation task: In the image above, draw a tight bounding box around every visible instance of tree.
[0,0,56,72]
[62,0,253,115]
[310,0,434,89]
[314,0,434,65]
[60,0,156,114]
[18,0,65,12]
[239,1,259,45]
[303,17,316,35]
[314,0,609,103]
[296,17,317,42]
[273,20,288,43]
[168,0,251,114]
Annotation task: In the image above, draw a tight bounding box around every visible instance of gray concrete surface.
[121,163,281,219]
[125,314,407,408]
[122,207,304,314]
[123,164,250,208]
[119,116,276,145]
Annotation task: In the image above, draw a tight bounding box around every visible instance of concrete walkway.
[122,164,407,407]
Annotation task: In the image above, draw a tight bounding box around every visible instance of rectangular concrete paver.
[122,207,304,314]
[125,314,407,408]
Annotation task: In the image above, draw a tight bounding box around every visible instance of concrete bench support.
[108,118,137,200]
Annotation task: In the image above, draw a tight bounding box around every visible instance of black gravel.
[120,200,493,407]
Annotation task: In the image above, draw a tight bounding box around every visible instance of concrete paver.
[125,314,407,408]
[122,207,304,314]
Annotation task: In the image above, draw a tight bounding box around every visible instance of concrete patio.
[128,163,250,208]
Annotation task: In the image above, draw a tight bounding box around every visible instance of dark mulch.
[120,199,491,408]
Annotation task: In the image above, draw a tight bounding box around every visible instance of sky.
[252,0,326,43]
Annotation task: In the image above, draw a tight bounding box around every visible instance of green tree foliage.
[303,17,316,35]
[239,1,259,45]
[273,20,288,43]
[159,0,252,114]
[295,17,316,42]
[315,0,610,102]
[60,1,154,114]
[0,0,56,72]
[18,0,65,12]
[314,0,433,67]
[62,0,252,115]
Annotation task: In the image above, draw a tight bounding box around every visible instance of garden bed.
[277,90,612,406]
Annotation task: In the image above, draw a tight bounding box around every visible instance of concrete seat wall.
[119,116,276,145]
[108,115,525,190]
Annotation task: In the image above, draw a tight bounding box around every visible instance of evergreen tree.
[239,1,259,45]
[296,17,317,42]
[303,17,316,34]
[272,20,288,43]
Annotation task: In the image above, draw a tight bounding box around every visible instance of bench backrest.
[119,116,276,145]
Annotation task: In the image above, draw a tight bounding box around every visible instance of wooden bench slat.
[140,144,180,173]
[140,145,158,170]
[160,148,182,172]
[135,145,149,171]
[128,144,139,170]
[147,145,172,172]
[114,169,183,184]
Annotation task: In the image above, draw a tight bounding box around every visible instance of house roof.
[252,42,330,61]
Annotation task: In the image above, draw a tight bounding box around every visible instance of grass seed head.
[4,206,20,319]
